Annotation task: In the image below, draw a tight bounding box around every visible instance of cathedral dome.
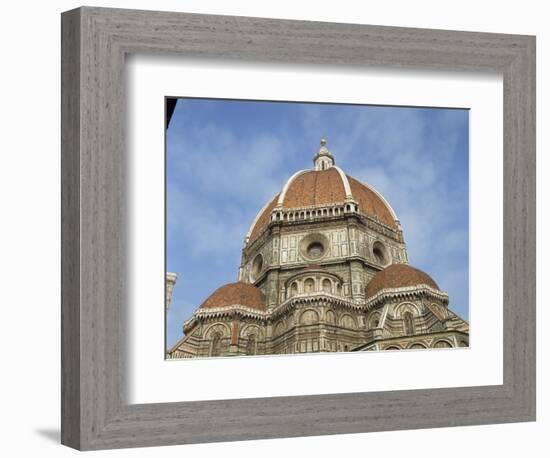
[366,263,440,298]
[199,282,266,311]
[247,140,399,243]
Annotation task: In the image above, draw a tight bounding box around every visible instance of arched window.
[304,278,315,293]
[210,333,221,357]
[386,346,401,350]
[409,343,426,350]
[322,278,332,293]
[340,314,356,329]
[434,340,453,349]
[403,311,415,335]
[300,309,319,325]
[246,334,256,356]
[290,282,298,297]
[369,312,381,329]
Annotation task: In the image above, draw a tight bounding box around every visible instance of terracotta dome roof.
[282,168,347,208]
[346,175,397,228]
[247,167,398,243]
[199,282,266,311]
[366,264,440,298]
[248,193,279,242]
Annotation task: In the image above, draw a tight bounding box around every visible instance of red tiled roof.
[248,168,399,244]
[283,168,346,208]
[248,194,279,242]
[347,175,397,228]
[199,282,266,311]
[366,264,440,298]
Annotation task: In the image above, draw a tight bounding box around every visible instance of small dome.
[199,282,266,311]
[366,264,440,298]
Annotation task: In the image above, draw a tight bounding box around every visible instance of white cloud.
[167,187,250,259]
[168,123,290,204]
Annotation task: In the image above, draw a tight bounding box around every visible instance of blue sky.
[166,98,469,349]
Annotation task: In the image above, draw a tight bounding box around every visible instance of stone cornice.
[353,329,469,351]
[245,255,403,282]
[364,284,449,310]
[183,305,269,333]
[284,268,344,286]
[182,286,449,334]
[244,202,404,254]
[182,292,368,334]
[269,292,364,320]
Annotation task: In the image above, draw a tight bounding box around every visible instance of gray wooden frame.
[61,6,536,451]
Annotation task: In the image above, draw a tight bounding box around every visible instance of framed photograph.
[61,6,535,450]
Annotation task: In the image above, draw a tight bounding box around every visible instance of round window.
[372,241,387,265]
[299,233,329,261]
[307,242,325,259]
[251,254,263,281]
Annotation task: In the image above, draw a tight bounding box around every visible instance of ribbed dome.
[248,167,398,242]
[346,175,397,228]
[282,168,347,209]
[199,282,266,311]
[249,193,280,242]
[366,264,440,298]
